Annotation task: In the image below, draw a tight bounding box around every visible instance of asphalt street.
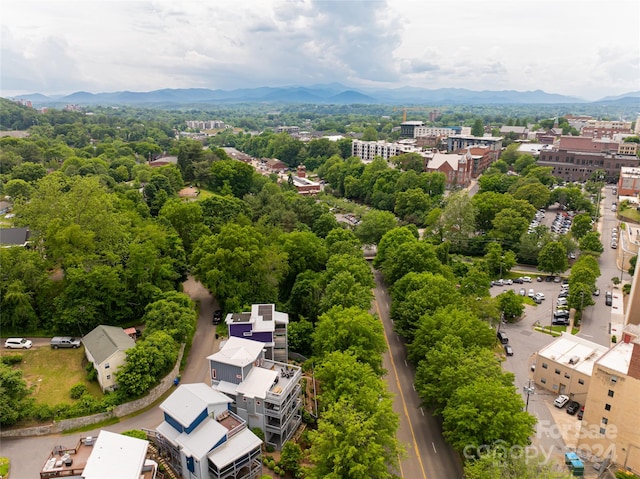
[373,270,464,479]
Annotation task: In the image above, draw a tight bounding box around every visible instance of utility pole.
[524,380,535,412]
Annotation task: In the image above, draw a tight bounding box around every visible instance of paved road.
[373,270,464,479]
[0,275,221,479]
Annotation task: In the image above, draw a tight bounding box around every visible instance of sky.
[2,0,639,101]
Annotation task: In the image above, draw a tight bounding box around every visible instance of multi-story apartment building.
[399,121,425,138]
[185,120,227,130]
[446,135,502,160]
[618,142,639,156]
[532,333,609,405]
[578,325,640,473]
[581,119,633,139]
[414,126,466,138]
[225,304,288,362]
[351,139,419,163]
[274,126,300,135]
[155,383,263,479]
[537,136,640,183]
[454,146,494,178]
[208,337,302,450]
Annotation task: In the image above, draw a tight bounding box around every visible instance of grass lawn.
[618,204,640,223]
[1,347,103,405]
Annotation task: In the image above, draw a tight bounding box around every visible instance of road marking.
[404,359,408,367]
[376,298,428,479]
[412,384,416,391]
[432,442,437,454]
[420,407,424,416]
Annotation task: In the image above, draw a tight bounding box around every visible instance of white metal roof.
[81,430,148,479]
[207,336,264,367]
[175,417,228,459]
[538,332,608,376]
[159,383,231,427]
[208,427,262,469]
[235,367,278,399]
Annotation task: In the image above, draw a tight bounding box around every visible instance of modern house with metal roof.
[208,337,302,450]
[225,304,289,362]
[155,383,262,479]
[82,325,136,391]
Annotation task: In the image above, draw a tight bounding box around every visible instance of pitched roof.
[207,337,264,367]
[83,325,136,365]
[208,427,263,469]
[0,227,30,246]
[160,383,231,427]
[235,367,278,400]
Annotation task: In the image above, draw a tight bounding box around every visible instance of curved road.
[373,270,464,479]
[0,276,220,478]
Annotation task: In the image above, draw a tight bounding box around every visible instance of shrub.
[0,354,23,365]
[302,410,316,424]
[122,429,147,440]
[70,383,88,400]
[266,444,275,453]
[251,426,265,441]
[85,362,98,382]
[260,475,273,479]
[268,459,276,469]
[30,403,54,422]
[623,283,631,294]
[273,466,282,475]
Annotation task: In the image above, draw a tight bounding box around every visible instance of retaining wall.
[0,344,185,438]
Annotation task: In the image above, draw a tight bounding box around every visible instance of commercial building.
[425,151,473,187]
[578,325,640,473]
[208,337,302,450]
[290,165,321,196]
[446,135,502,160]
[533,333,609,405]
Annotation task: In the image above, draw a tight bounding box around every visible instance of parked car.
[554,310,570,319]
[212,309,223,324]
[50,337,81,349]
[554,394,570,408]
[593,288,600,296]
[554,276,562,283]
[519,288,526,296]
[552,318,570,326]
[566,401,580,415]
[536,276,544,282]
[605,291,613,306]
[4,337,32,349]
[522,276,532,283]
[577,406,585,420]
[497,331,509,344]
[513,277,524,284]
[557,298,568,306]
[535,292,545,301]
[504,344,514,356]
[528,289,535,298]
[533,296,542,304]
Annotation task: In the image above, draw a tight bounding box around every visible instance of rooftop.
[537,332,609,376]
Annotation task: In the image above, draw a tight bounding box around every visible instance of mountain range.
[9,84,640,107]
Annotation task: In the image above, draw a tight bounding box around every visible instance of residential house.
[0,227,30,247]
[0,200,11,215]
[264,158,288,173]
[40,431,158,479]
[225,304,288,362]
[155,383,262,479]
[148,155,178,167]
[208,337,302,450]
[82,325,136,392]
[499,125,528,139]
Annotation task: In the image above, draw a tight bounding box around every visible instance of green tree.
[471,119,485,137]
[0,362,34,426]
[208,159,256,198]
[116,331,178,397]
[3,178,34,200]
[440,191,476,252]
[537,241,568,275]
[498,290,524,320]
[361,126,378,141]
[511,182,550,209]
[158,198,209,253]
[442,377,536,453]
[484,242,516,278]
[142,292,197,342]
[464,450,573,479]
[176,139,204,182]
[460,267,491,298]
[579,231,604,256]
[570,213,594,240]
[287,318,314,357]
[313,306,386,375]
[279,442,303,476]
[355,209,397,245]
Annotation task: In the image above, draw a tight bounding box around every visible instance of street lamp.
[524,380,535,412]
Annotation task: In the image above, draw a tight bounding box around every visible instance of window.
[564,373,571,379]
[541,378,547,384]
[211,369,217,379]
[602,417,608,425]
[542,363,548,369]
[608,390,614,397]
[611,376,618,383]
[605,404,611,411]
[105,363,110,369]
[600,427,606,436]
[243,331,253,337]
[578,379,584,385]
[106,375,111,380]
[555,369,561,375]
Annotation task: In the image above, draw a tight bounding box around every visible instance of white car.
[535,292,545,300]
[4,337,32,349]
[554,394,570,408]
[522,276,532,283]
[557,298,568,306]
[528,289,535,298]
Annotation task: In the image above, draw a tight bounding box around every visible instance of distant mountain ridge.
[8,85,640,106]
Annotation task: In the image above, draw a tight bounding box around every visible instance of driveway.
[0,275,220,479]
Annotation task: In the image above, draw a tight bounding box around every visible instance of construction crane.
[393,106,431,122]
